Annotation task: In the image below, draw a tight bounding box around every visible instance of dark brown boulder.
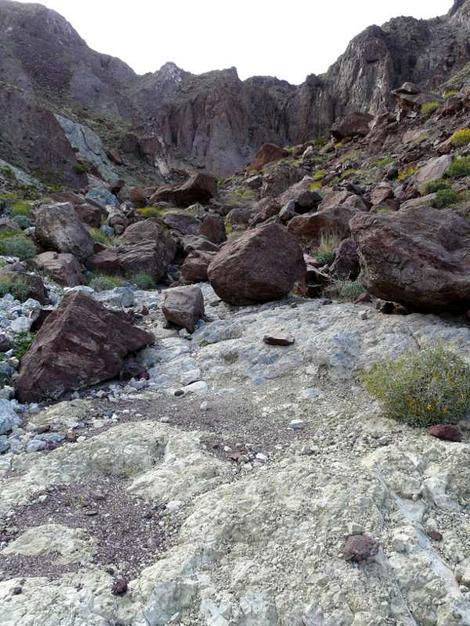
[150,173,217,208]
[15,292,154,403]
[34,203,95,262]
[330,239,360,280]
[288,205,358,242]
[343,534,378,562]
[428,424,463,442]
[162,213,201,236]
[207,223,305,305]
[249,197,281,226]
[74,203,105,228]
[248,143,288,172]
[181,250,216,283]
[331,112,373,140]
[199,214,226,244]
[351,207,470,311]
[162,286,205,333]
[33,252,85,287]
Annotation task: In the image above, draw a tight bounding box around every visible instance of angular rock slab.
[34,202,94,262]
[16,292,154,402]
[208,223,305,305]
[351,207,470,311]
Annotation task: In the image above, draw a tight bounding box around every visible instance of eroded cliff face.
[0,0,468,181]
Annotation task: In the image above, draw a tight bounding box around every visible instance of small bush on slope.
[362,346,470,426]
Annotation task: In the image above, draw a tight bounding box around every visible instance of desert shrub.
[446,156,470,179]
[432,189,459,208]
[372,156,394,168]
[340,168,359,180]
[13,215,32,230]
[0,235,36,259]
[312,169,327,182]
[325,279,365,302]
[450,128,470,147]
[362,346,470,426]
[131,272,156,290]
[13,331,34,359]
[397,165,417,182]
[314,232,340,266]
[138,206,165,218]
[425,179,451,194]
[443,89,458,99]
[73,163,88,175]
[420,101,440,117]
[0,277,30,302]
[89,227,113,245]
[10,200,33,217]
[88,273,123,291]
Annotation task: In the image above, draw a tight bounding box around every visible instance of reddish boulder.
[351,207,470,311]
[248,143,288,172]
[330,239,360,280]
[33,252,85,287]
[429,424,463,442]
[181,250,216,283]
[74,203,105,228]
[288,205,358,242]
[331,112,373,140]
[15,292,154,403]
[208,223,305,305]
[343,534,378,562]
[162,286,205,333]
[150,173,217,208]
[0,269,48,305]
[200,214,226,244]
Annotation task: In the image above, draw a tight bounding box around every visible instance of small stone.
[263,334,295,347]
[359,310,368,320]
[111,578,128,596]
[428,424,463,442]
[343,534,379,562]
[289,419,305,431]
[11,586,22,595]
[174,389,184,397]
[428,530,443,542]
[255,453,268,462]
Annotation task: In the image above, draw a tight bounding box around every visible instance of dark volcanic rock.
[351,207,470,311]
[429,424,463,442]
[162,286,205,332]
[331,112,373,140]
[150,174,217,207]
[249,144,289,171]
[181,250,216,282]
[343,534,379,562]
[207,223,305,305]
[330,239,360,280]
[288,205,359,242]
[33,252,85,287]
[0,269,49,305]
[15,292,154,403]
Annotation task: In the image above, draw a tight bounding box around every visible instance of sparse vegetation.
[432,188,459,208]
[12,331,34,359]
[73,163,89,175]
[89,227,114,245]
[314,232,340,266]
[137,206,165,218]
[325,279,366,302]
[0,233,36,259]
[371,156,394,168]
[362,346,470,426]
[10,200,33,217]
[425,179,451,194]
[131,272,156,290]
[420,100,440,117]
[397,165,417,182]
[443,89,458,99]
[446,156,470,179]
[0,276,30,301]
[88,273,123,291]
[13,215,32,230]
[450,128,470,147]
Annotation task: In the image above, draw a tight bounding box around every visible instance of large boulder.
[0,269,49,304]
[34,203,94,262]
[33,252,85,287]
[207,223,305,305]
[351,207,470,311]
[248,143,288,171]
[200,214,226,244]
[415,155,453,192]
[331,112,373,140]
[288,205,358,242]
[162,286,205,333]
[150,173,217,208]
[15,292,154,403]
[162,212,201,236]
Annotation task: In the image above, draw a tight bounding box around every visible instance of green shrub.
[0,235,36,259]
[13,331,34,359]
[137,206,165,218]
[0,277,30,302]
[336,280,366,301]
[446,156,470,179]
[397,165,417,182]
[89,227,113,245]
[432,189,459,208]
[443,89,458,99]
[73,163,89,175]
[425,179,451,194]
[131,273,156,290]
[314,232,339,266]
[88,273,123,291]
[420,101,440,117]
[10,200,33,217]
[312,169,327,182]
[450,128,470,147]
[372,156,394,168]
[13,215,32,230]
[362,346,470,426]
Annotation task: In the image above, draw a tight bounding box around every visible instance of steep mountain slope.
[0,0,468,183]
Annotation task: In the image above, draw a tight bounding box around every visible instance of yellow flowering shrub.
[362,346,470,426]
